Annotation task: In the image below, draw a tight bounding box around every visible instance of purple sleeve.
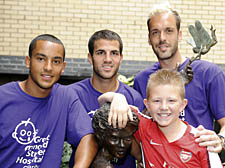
[66,97,94,146]
[133,76,144,98]
[208,71,225,120]
[133,62,160,99]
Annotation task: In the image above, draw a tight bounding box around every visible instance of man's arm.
[98,92,133,128]
[73,134,98,168]
[195,117,225,153]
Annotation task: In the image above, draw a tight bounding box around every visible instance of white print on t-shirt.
[88,110,97,119]
[180,150,192,163]
[11,118,50,167]
[179,109,185,121]
[150,139,161,146]
[12,118,37,145]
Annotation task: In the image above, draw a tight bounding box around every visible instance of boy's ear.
[182,99,188,110]
[143,99,149,108]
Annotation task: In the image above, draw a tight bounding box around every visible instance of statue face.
[104,124,134,159]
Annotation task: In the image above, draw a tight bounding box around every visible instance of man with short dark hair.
[0,34,97,168]
[68,29,144,168]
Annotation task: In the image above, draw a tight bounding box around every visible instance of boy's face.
[26,40,66,91]
[88,39,123,80]
[144,84,187,128]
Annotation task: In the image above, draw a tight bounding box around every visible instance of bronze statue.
[91,102,139,168]
[187,20,217,56]
[179,20,217,84]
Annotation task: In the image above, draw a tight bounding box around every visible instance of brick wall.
[1,0,225,77]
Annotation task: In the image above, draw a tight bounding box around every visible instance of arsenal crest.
[180,149,192,163]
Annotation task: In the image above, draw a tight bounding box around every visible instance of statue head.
[92,102,139,159]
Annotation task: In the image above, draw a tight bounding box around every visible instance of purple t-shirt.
[68,78,144,168]
[0,82,93,168]
[134,58,225,130]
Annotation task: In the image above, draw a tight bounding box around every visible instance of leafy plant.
[60,141,72,168]
[117,74,134,87]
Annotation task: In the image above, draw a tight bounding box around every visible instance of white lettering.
[33,135,50,144]
[16,156,23,164]
[42,140,49,148]
[16,157,31,164]
[26,150,37,157]
[37,149,45,156]
[23,165,39,168]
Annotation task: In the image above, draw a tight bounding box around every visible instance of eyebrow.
[111,50,120,52]
[95,49,119,52]
[95,49,105,52]
[35,53,63,60]
[35,53,46,57]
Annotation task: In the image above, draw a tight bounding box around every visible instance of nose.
[160,101,168,110]
[119,139,125,147]
[160,32,166,42]
[44,60,52,71]
[104,52,112,62]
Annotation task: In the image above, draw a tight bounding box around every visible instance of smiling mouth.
[158,45,168,51]
[41,74,53,80]
[103,65,112,70]
[157,113,171,118]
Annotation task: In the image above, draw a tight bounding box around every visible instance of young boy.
[98,69,222,167]
[133,69,222,167]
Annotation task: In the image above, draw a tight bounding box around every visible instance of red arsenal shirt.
[134,112,222,168]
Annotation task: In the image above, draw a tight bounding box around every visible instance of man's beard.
[92,59,119,80]
[93,66,118,80]
[29,70,54,90]
[153,42,178,61]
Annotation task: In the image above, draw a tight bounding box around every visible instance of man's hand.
[98,92,133,128]
[194,125,223,153]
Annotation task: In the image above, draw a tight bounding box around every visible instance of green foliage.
[60,141,72,168]
[117,74,134,87]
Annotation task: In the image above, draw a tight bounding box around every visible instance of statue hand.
[176,62,193,85]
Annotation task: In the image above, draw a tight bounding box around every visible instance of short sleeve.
[66,96,94,146]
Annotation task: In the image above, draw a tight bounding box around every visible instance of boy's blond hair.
[146,69,185,100]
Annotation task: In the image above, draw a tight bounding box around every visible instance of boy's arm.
[130,137,142,162]
[131,137,144,168]
[73,134,98,168]
[98,92,133,128]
